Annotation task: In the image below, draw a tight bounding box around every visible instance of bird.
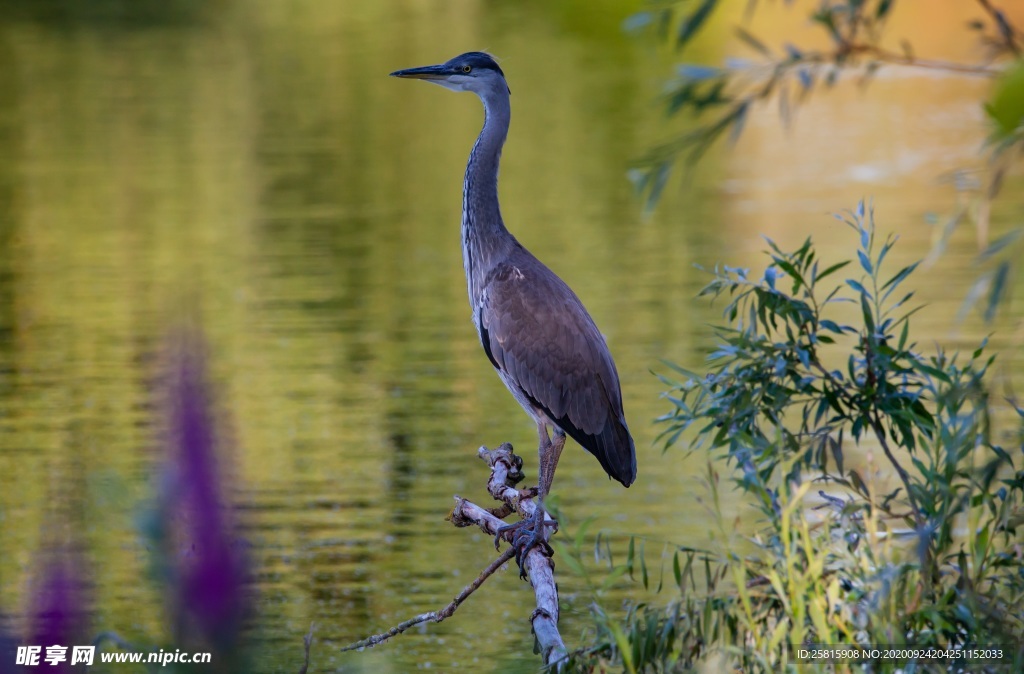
[390,52,636,573]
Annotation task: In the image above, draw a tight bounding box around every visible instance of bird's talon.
[493,508,558,578]
[494,517,528,552]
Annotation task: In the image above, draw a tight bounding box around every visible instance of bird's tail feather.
[563,416,636,488]
[595,417,637,487]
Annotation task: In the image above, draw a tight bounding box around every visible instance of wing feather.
[478,254,636,486]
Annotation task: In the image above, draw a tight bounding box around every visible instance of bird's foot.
[493,507,556,579]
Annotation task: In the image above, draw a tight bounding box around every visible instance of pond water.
[0,1,1021,672]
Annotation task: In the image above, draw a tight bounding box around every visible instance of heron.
[390,52,636,573]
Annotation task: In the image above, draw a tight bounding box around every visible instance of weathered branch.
[339,548,515,652]
[340,442,568,668]
[451,443,568,667]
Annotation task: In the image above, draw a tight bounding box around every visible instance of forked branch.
[340,443,568,668]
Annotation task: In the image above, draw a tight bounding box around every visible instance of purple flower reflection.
[25,558,88,673]
[163,330,249,652]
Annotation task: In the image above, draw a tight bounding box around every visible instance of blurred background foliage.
[0,0,1020,672]
[627,0,1024,321]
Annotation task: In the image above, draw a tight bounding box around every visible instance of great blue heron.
[390,52,636,573]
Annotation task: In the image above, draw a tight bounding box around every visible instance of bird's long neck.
[463,88,515,307]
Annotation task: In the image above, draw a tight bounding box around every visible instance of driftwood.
[340,442,568,668]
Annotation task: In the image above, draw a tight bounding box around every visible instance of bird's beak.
[389,64,450,80]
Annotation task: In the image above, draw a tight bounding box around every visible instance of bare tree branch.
[340,442,569,668]
[339,548,515,652]
[453,443,568,667]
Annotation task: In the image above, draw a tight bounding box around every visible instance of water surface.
[0,1,1021,672]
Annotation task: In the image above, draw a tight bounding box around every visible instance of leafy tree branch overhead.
[627,1,1024,317]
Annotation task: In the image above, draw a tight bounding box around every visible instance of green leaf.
[958,270,993,323]
[846,279,871,300]
[978,228,1023,262]
[675,0,719,50]
[860,291,875,334]
[735,25,771,56]
[830,436,844,475]
[575,515,597,549]
[645,162,672,214]
[559,548,587,577]
[910,360,952,384]
[857,249,872,274]
[985,261,1010,323]
[972,337,989,360]
[881,262,919,293]
[815,260,851,282]
[849,469,867,495]
[640,540,649,589]
[819,319,845,334]
[599,564,629,591]
[660,360,704,381]
[877,234,897,270]
[608,621,638,674]
[774,258,806,290]
[985,61,1024,139]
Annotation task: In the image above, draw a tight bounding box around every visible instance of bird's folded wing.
[478,260,620,436]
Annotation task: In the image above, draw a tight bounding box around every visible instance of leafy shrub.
[566,203,1024,673]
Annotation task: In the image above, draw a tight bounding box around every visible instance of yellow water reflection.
[0,1,1019,672]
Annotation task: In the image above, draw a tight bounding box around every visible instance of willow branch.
[867,409,923,528]
[976,0,1021,55]
[807,357,923,528]
[849,44,1003,77]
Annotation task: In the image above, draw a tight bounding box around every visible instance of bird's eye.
[461,65,472,73]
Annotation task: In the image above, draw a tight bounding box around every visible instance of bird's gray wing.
[478,258,636,486]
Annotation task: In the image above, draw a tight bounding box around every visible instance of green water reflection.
[0,1,1020,672]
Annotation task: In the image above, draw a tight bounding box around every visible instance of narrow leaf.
[979,228,1023,262]
[816,260,851,281]
[676,0,718,49]
[985,261,1010,323]
[857,249,872,274]
[735,26,771,56]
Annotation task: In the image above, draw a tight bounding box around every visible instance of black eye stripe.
[445,53,505,79]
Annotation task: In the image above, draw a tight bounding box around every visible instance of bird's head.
[390,52,510,96]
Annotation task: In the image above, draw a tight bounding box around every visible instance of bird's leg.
[494,422,563,578]
[538,427,565,500]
